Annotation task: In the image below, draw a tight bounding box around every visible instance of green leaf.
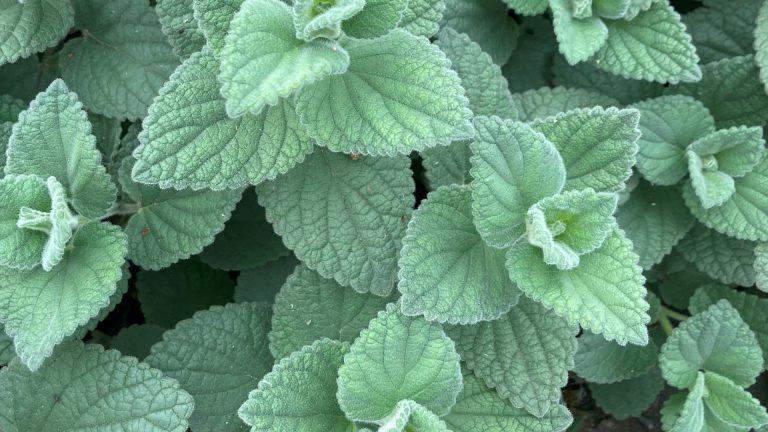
[470,116,566,249]
[507,228,649,345]
[147,303,274,432]
[36,177,78,271]
[665,373,707,432]
[682,155,768,241]
[110,323,165,359]
[0,175,49,270]
[378,400,450,432]
[757,0,768,93]
[398,0,444,37]
[446,297,577,417]
[503,17,556,93]
[525,189,618,270]
[156,0,206,59]
[0,341,193,432]
[0,324,14,365]
[192,0,242,56]
[689,126,766,178]
[219,0,349,117]
[293,0,365,41]
[589,367,665,420]
[703,372,768,429]
[200,191,289,271]
[59,0,179,120]
[573,331,657,384]
[256,149,414,296]
[660,300,763,389]
[296,29,473,156]
[0,0,74,66]
[0,55,57,103]
[593,0,631,19]
[89,113,122,179]
[593,1,701,84]
[0,94,24,122]
[69,263,129,340]
[684,0,758,64]
[238,339,353,432]
[511,86,618,122]
[443,369,573,432]
[669,55,768,128]
[530,106,640,193]
[235,255,299,303]
[137,259,234,329]
[119,156,242,270]
[549,0,608,65]
[616,180,694,269]
[677,224,756,287]
[437,28,517,119]
[630,95,715,185]
[441,0,518,64]
[337,303,462,421]
[269,264,394,360]
[398,185,520,324]
[689,284,768,370]
[503,0,549,15]
[756,242,768,292]
[5,79,116,219]
[657,251,718,310]
[687,151,737,209]
[343,0,409,39]
[0,222,126,371]
[421,140,472,189]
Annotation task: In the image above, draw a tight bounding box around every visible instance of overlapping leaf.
[0,0,74,66]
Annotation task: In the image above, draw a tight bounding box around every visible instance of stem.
[100,202,141,219]
[661,306,688,322]
[660,313,675,336]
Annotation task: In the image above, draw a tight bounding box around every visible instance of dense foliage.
[0,0,767,431]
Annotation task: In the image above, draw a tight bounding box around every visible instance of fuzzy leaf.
[503,18,557,93]
[257,149,413,296]
[677,224,756,287]
[687,151,737,209]
[549,0,608,65]
[511,86,618,122]
[689,126,766,178]
[441,0,518,64]
[398,185,520,324]
[269,264,394,360]
[573,331,658,384]
[59,0,179,120]
[421,140,472,189]
[446,297,578,417]
[0,222,126,371]
[507,228,649,345]
[470,116,565,249]
[293,0,365,41]
[665,373,706,432]
[147,303,274,432]
[0,0,74,66]
[684,0,758,63]
[156,0,205,59]
[757,243,768,292]
[703,372,768,429]
[192,0,241,56]
[398,0,444,37]
[37,177,77,271]
[337,303,462,421]
[0,324,14,365]
[378,400,450,432]
[503,0,549,15]
[0,342,193,432]
[757,0,768,93]
[0,175,49,270]
[589,367,665,420]
[343,0,409,39]
[296,29,473,156]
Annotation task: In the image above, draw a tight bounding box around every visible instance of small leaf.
[511,86,618,122]
[677,224,756,287]
[687,151,737,209]
[689,126,766,178]
[549,0,609,65]
[293,0,365,41]
[0,174,49,270]
[441,0,519,64]
[660,300,763,389]
[665,373,706,432]
[147,303,274,432]
[573,331,658,384]
[398,185,520,324]
[703,372,768,429]
[0,0,74,66]
[337,303,462,421]
[37,177,77,271]
[378,400,450,432]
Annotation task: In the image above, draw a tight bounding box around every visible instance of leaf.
[660,300,763,389]
[36,177,78,271]
[525,189,618,270]
[503,17,556,93]
[589,367,665,420]
[441,0,518,64]
[669,55,768,128]
[292,0,365,41]
[146,303,274,432]
[756,0,768,93]
[446,297,578,417]
[296,29,473,156]
[756,242,768,292]
[156,0,206,59]
[573,331,658,384]
[218,0,350,117]
[593,1,701,84]
[5,79,116,219]
[663,373,706,432]
[703,372,768,429]
[592,0,632,19]
[616,180,694,269]
[59,0,179,120]
[689,126,766,178]
[238,339,353,432]
[0,0,74,66]
[507,228,649,345]
[398,185,519,324]
[110,323,165,359]
[269,264,394,359]
[0,222,126,371]
[69,263,129,340]
[469,116,565,249]
[530,106,640,193]
[436,28,517,119]
[683,0,758,64]
[136,259,234,329]
[629,95,715,185]
[0,324,14,365]
[343,0,409,39]
[0,54,57,102]
[682,155,768,241]
[549,0,608,65]
[256,149,414,296]
[336,303,462,421]
[192,0,242,56]
[0,175,49,270]
[0,94,24,122]
[502,0,548,15]
[421,140,472,189]
[657,251,717,310]
[235,255,299,303]
[677,224,756,287]
[378,400,450,432]
[119,156,242,270]
[687,151,736,209]
[511,86,618,122]
[689,284,768,370]
[443,369,573,432]
[0,342,193,432]
[398,0,445,37]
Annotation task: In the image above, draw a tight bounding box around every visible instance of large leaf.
[703,371,768,429]
[192,0,242,56]
[677,224,756,287]
[398,0,445,37]
[0,0,73,66]
[684,0,758,63]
